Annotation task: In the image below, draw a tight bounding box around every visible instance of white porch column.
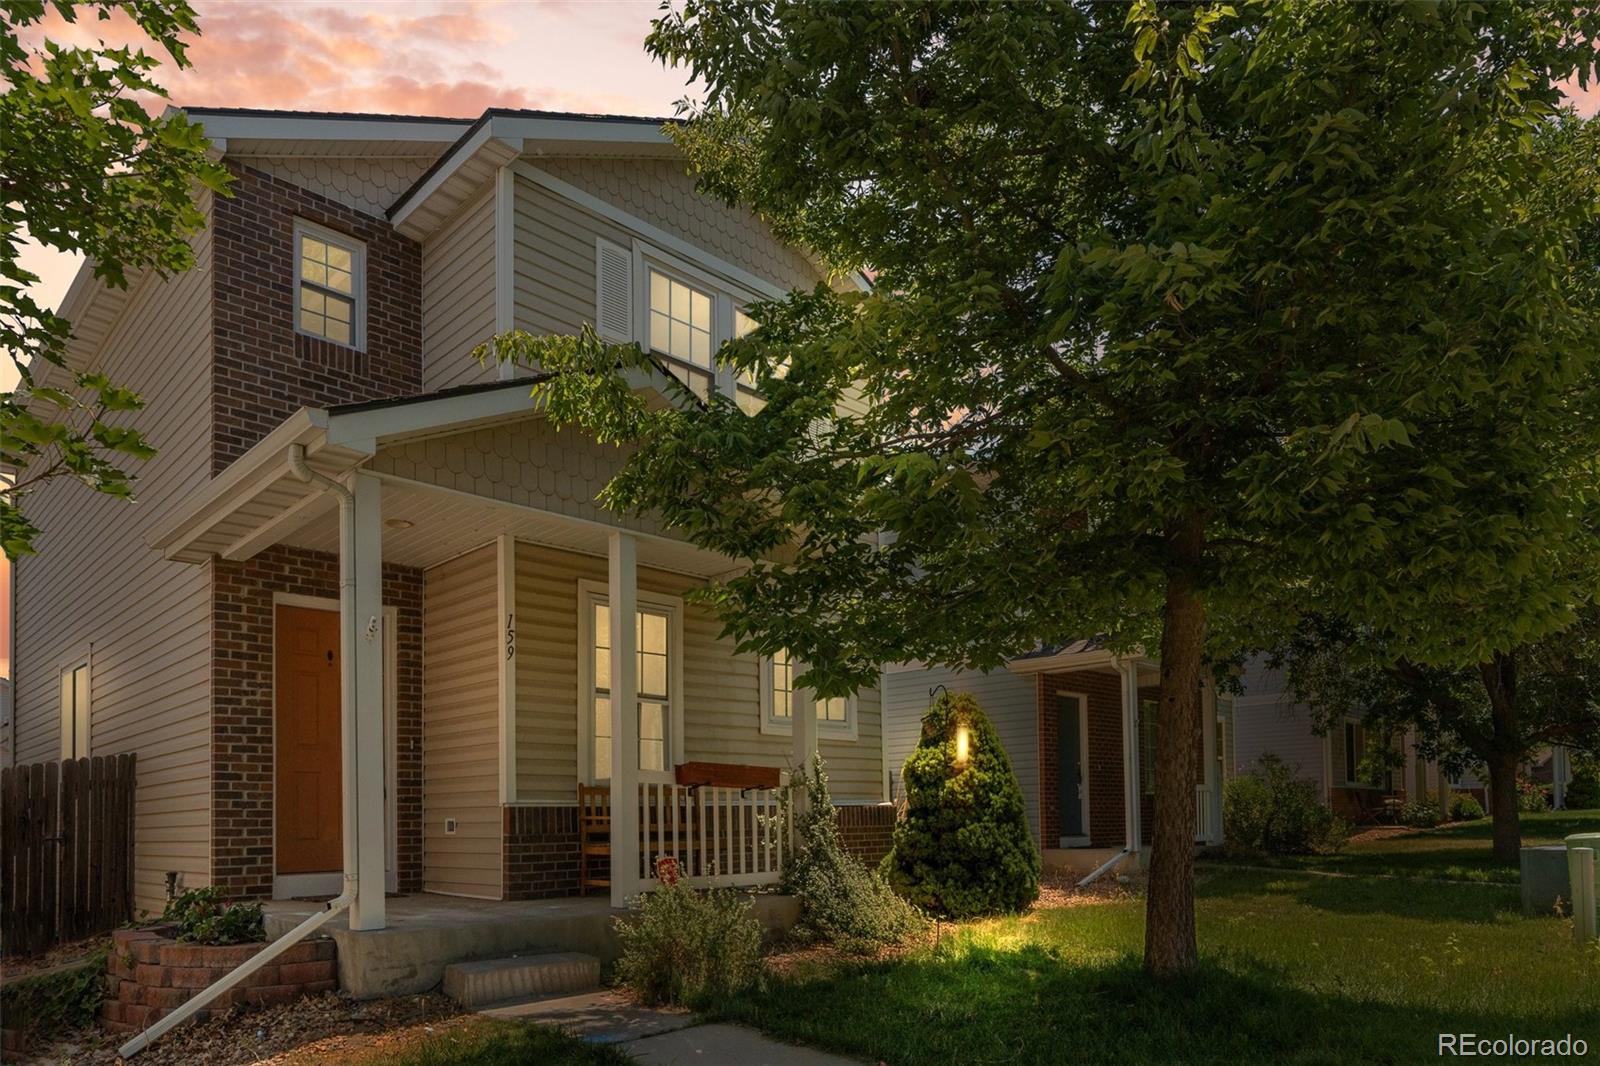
[347,472,386,931]
[496,535,518,804]
[609,531,640,908]
[1553,745,1570,810]
[791,665,819,816]
[1201,684,1218,844]
[1118,659,1143,861]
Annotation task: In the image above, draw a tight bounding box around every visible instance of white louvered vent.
[595,238,634,343]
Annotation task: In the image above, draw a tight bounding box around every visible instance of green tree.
[1276,608,1600,861]
[1,0,228,558]
[484,2,1600,973]
[881,691,1040,918]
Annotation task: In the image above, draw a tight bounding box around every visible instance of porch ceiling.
[284,473,738,578]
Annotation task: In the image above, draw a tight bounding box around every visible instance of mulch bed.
[1,936,111,986]
[17,991,463,1065]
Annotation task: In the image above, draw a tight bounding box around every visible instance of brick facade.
[210,161,423,472]
[210,544,423,898]
[503,806,585,900]
[834,804,897,867]
[1037,670,1126,850]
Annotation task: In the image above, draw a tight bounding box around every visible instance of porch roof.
[145,376,739,578]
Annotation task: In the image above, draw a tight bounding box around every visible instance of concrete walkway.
[479,989,861,1064]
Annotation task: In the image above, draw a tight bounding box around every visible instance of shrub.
[1397,800,1441,828]
[162,886,264,945]
[1565,755,1600,810]
[880,691,1040,918]
[614,875,764,1008]
[1223,755,1348,854]
[0,948,108,1043]
[1447,792,1485,821]
[1516,778,1549,813]
[779,755,923,952]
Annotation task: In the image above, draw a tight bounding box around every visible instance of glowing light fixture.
[954,723,971,766]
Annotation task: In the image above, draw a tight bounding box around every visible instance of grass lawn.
[1205,809,1600,884]
[709,868,1600,1065]
[368,1017,631,1065]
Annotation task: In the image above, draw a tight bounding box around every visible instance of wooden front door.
[275,605,342,874]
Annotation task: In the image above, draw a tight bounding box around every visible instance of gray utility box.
[1521,845,1571,917]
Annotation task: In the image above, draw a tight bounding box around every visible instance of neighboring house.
[884,641,1232,876]
[13,107,893,922]
[1228,657,1487,820]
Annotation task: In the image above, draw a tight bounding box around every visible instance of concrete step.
[442,952,600,1007]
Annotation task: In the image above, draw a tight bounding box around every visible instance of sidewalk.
[480,989,862,1065]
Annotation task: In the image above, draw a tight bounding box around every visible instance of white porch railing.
[635,782,790,889]
[1195,784,1215,844]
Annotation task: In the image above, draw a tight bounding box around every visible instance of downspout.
[1078,658,1142,889]
[120,445,361,1057]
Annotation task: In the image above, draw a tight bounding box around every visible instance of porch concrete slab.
[625,1023,863,1065]
[261,892,800,1000]
[480,988,694,1043]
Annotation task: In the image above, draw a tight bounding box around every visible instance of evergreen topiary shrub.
[1447,792,1485,821]
[778,755,923,952]
[880,691,1040,917]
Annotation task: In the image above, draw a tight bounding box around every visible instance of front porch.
[150,382,888,933]
[262,890,801,998]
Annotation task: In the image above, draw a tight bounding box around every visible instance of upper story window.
[294,219,365,349]
[649,269,713,372]
[759,648,857,740]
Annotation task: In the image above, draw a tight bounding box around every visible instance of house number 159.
[505,613,516,660]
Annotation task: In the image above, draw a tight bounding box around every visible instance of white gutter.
[121,445,364,1057]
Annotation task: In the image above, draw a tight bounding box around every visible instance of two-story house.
[13,107,895,930]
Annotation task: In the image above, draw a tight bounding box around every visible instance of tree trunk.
[1144,512,1206,977]
[1478,653,1522,864]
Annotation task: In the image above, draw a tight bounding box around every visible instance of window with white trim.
[1139,698,1158,795]
[294,220,365,349]
[60,661,90,760]
[732,307,766,414]
[760,649,857,739]
[584,587,681,782]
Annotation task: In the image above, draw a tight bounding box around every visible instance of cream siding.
[422,545,503,898]
[367,416,672,542]
[534,157,822,293]
[883,665,1040,837]
[12,196,215,913]
[421,186,498,392]
[512,541,884,806]
[232,155,436,219]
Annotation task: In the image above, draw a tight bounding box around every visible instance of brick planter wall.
[102,927,336,1035]
[503,806,586,900]
[210,544,424,898]
[835,804,897,867]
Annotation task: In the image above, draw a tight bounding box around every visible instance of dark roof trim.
[327,374,552,416]
[182,106,475,125]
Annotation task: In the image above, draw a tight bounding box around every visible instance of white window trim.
[757,654,859,742]
[1056,690,1092,847]
[576,578,686,786]
[1341,716,1385,789]
[59,657,91,760]
[292,217,367,351]
[632,240,758,399]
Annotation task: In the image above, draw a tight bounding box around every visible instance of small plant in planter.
[162,886,265,945]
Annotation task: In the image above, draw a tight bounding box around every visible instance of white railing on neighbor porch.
[1195,784,1214,844]
[636,782,790,889]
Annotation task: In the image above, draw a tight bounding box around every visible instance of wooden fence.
[2,754,136,956]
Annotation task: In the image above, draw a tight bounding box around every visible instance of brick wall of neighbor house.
[503,806,586,900]
[210,161,423,472]
[835,804,897,867]
[1037,671,1126,851]
[210,544,423,898]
